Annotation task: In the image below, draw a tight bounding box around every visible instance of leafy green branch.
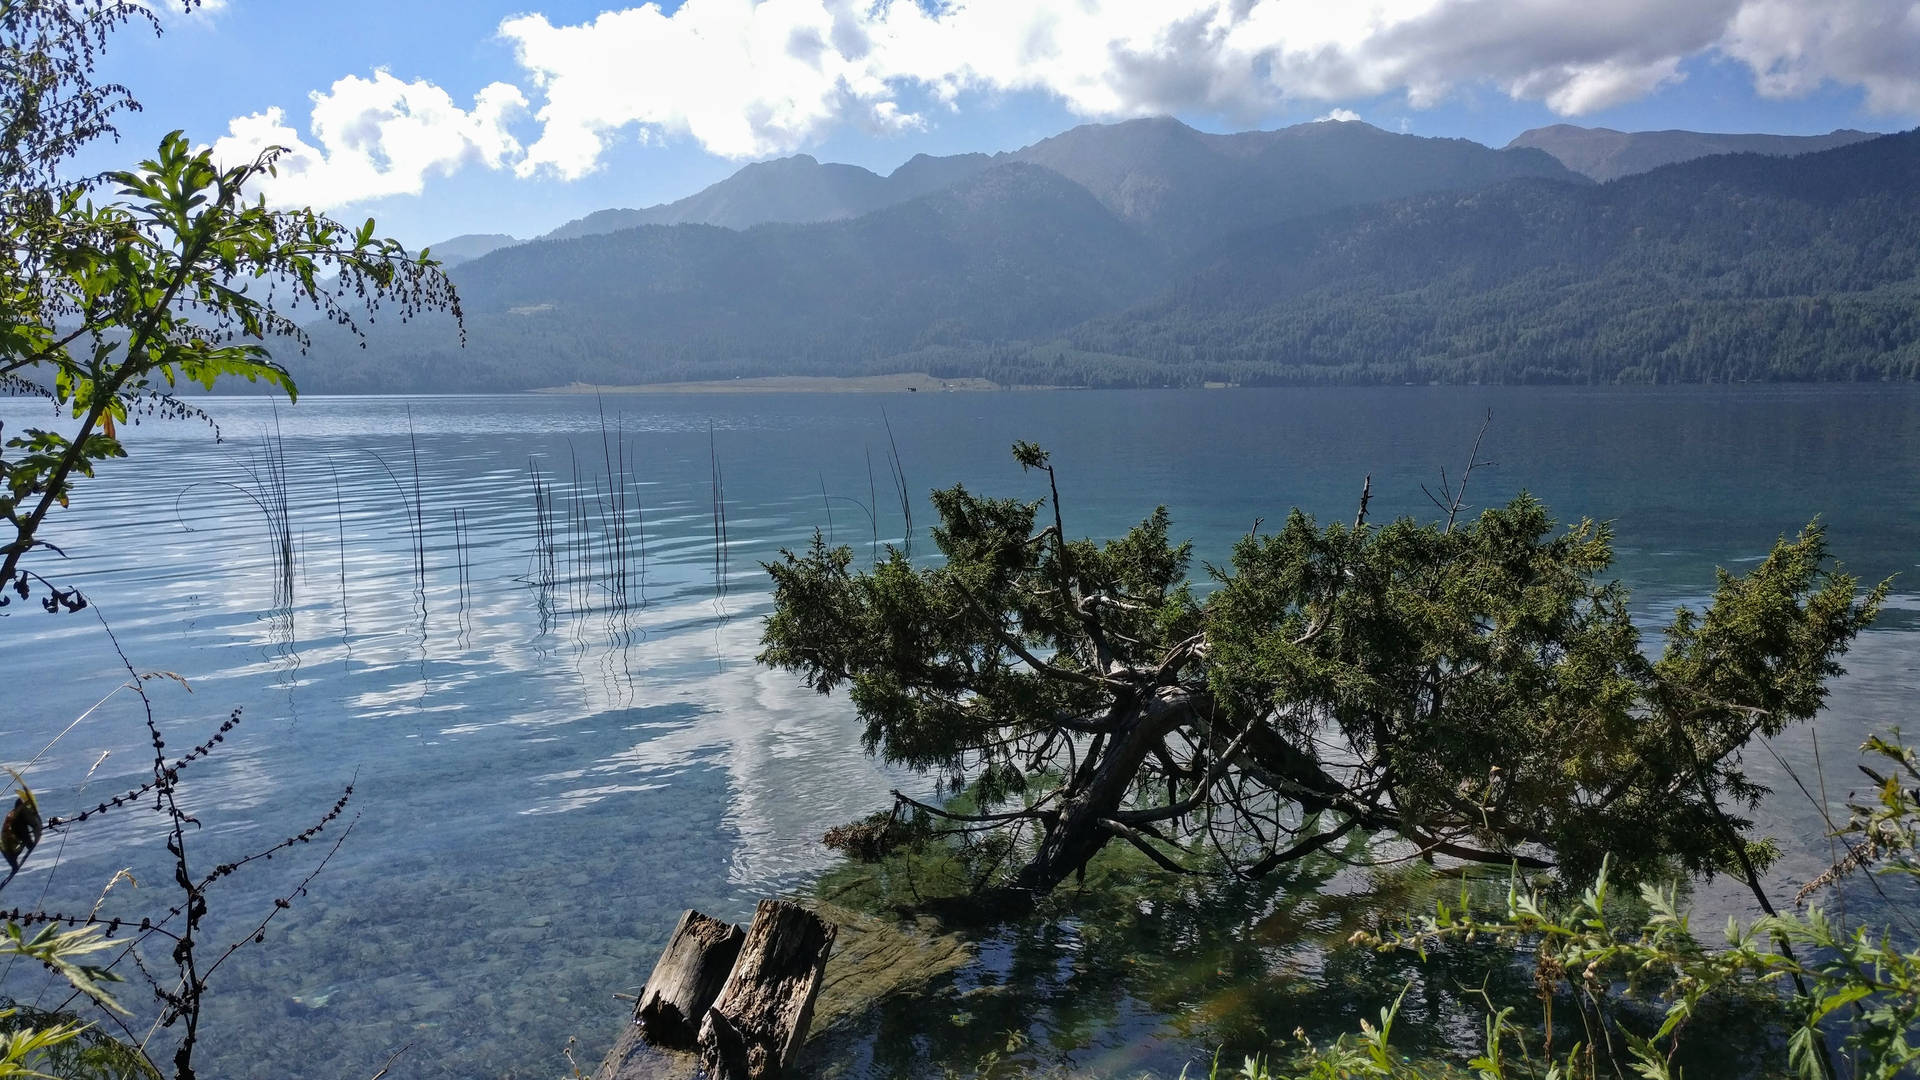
[1,129,461,604]
[0,857,135,1079]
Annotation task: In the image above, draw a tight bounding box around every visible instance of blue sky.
[93,1,1920,247]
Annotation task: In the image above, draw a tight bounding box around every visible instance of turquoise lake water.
[2,387,1917,1078]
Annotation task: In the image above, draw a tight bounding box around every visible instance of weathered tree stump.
[636,910,746,1048]
[594,902,840,1080]
[697,900,837,1080]
[594,909,744,1080]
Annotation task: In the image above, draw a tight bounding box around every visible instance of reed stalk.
[881,408,912,561]
[709,421,729,607]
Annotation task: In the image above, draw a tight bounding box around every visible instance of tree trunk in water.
[1010,687,1196,896]
[697,900,837,1080]
[1009,787,1119,896]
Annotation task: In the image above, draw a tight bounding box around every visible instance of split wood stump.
[595,901,836,1080]
[637,911,745,1048]
[698,901,837,1080]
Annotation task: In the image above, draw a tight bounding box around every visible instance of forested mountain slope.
[1056,130,1920,385]
[295,164,1160,391]
[294,129,1920,391]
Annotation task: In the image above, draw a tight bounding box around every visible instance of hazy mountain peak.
[887,151,995,198]
[743,152,822,169]
[420,232,519,265]
[1016,115,1206,153]
[890,150,992,175]
[1005,116,1577,251]
[1507,124,1882,181]
[543,153,889,238]
[1112,115,1200,133]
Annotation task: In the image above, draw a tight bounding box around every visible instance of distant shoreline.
[530,373,1050,394]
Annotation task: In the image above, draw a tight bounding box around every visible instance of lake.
[3,386,1917,1079]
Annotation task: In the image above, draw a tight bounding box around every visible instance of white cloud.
[497,0,1920,174]
[135,0,228,19]
[499,1,937,176]
[1722,0,1920,114]
[1316,108,1364,123]
[211,72,527,208]
[221,0,1920,199]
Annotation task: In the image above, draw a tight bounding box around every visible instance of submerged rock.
[802,901,974,1035]
[286,985,340,1014]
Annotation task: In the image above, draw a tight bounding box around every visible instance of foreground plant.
[3,3,444,1077]
[761,441,1885,899]
[0,921,124,1078]
[0,0,459,611]
[1186,732,1920,1080]
[4,668,355,1080]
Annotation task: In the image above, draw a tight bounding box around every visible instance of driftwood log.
[698,901,837,1080]
[595,901,836,1080]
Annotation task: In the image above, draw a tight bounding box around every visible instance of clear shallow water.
[1,387,1917,1079]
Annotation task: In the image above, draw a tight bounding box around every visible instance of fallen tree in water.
[760,440,1885,901]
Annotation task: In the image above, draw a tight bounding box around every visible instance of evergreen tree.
[761,443,1885,899]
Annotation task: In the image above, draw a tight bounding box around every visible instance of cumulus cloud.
[1723,0,1920,114]
[211,72,526,208]
[1316,108,1364,123]
[220,0,1920,200]
[497,0,1920,174]
[499,2,931,175]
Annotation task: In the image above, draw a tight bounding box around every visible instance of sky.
[91,0,1920,247]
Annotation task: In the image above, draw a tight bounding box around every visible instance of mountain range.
[293,118,1920,392]
[477,120,1876,248]
[532,118,1580,254]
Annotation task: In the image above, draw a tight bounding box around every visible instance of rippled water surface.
[3,387,1917,1079]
